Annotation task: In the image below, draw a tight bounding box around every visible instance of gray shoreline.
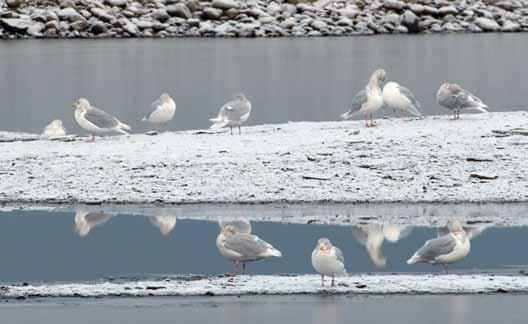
[0,0,527,39]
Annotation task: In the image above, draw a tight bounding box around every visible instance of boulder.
[167,4,192,19]
[211,0,240,10]
[70,19,89,31]
[203,7,223,20]
[474,17,500,31]
[0,18,33,33]
[400,10,419,33]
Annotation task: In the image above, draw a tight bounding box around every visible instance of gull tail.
[473,105,489,113]
[407,105,423,117]
[209,117,227,129]
[341,110,360,120]
[406,254,420,265]
[267,247,282,258]
[116,121,131,135]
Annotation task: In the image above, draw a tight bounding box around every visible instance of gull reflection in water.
[74,209,114,237]
[148,215,177,236]
[351,224,412,268]
[437,223,490,240]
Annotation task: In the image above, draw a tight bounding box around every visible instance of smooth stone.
[133,19,154,29]
[90,22,108,35]
[336,17,352,27]
[70,19,89,31]
[383,0,405,11]
[340,7,359,18]
[203,7,223,20]
[0,18,33,33]
[310,19,327,30]
[423,5,439,15]
[281,3,297,15]
[474,17,501,31]
[185,0,201,12]
[57,7,84,22]
[409,4,425,14]
[401,10,419,33]
[438,6,458,16]
[187,18,201,27]
[501,20,520,31]
[120,18,139,35]
[90,8,114,23]
[267,2,282,16]
[280,17,297,29]
[26,23,44,37]
[382,13,400,25]
[152,9,170,22]
[211,0,240,10]
[166,4,192,19]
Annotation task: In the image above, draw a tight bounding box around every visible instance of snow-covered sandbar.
[0,112,527,204]
[3,274,528,299]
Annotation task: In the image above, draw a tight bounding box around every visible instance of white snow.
[0,112,527,204]
[2,274,528,298]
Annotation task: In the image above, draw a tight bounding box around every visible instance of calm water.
[3,295,528,324]
[0,34,527,134]
[0,208,526,283]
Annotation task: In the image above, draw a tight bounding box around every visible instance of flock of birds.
[215,219,473,287]
[40,68,489,141]
[73,210,480,288]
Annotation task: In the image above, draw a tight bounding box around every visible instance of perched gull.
[74,209,114,237]
[142,93,176,131]
[351,224,410,268]
[42,119,67,139]
[341,69,386,127]
[437,83,489,120]
[382,81,423,117]
[149,215,177,236]
[216,225,282,274]
[407,220,470,273]
[73,98,131,142]
[210,93,251,135]
[311,238,347,287]
[218,219,252,234]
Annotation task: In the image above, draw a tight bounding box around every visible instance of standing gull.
[341,69,386,127]
[73,98,131,142]
[311,238,347,287]
[437,83,489,120]
[210,93,252,135]
[216,225,282,274]
[142,93,176,132]
[382,81,423,117]
[407,220,470,274]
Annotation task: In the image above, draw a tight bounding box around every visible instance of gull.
[141,93,176,132]
[216,225,281,274]
[73,98,131,142]
[407,220,470,273]
[74,209,114,237]
[437,83,489,120]
[218,219,252,234]
[382,81,423,117]
[341,69,386,127]
[148,215,177,236]
[42,119,67,139]
[351,224,411,268]
[210,93,251,135]
[311,238,347,287]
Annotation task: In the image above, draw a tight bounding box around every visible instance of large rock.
[383,0,405,11]
[0,18,33,33]
[501,20,520,32]
[211,0,240,10]
[474,17,500,31]
[90,22,108,35]
[57,8,84,22]
[70,19,89,31]
[167,4,192,19]
[203,7,223,20]
[438,6,458,16]
[90,8,115,23]
[400,10,419,33]
[152,9,170,22]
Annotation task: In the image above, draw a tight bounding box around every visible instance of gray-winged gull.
[311,238,347,287]
[142,93,176,131]
[341,69,386,127]
[216,225,281,274]
[407,220,470,273]
[382,81,423,117]
[74,209,114,237]
[437,83,489,119]
[73,98,131,141]
[210,93,252,135]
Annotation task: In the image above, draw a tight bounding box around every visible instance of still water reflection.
[0,209,525,283]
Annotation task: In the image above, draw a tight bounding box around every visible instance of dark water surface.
[0,209,526,283]
[0,34,527,134]
[2,295,528,324]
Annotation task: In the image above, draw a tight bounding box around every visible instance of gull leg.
[90,134,95,142]
[364,114,369,127]
[238,126,241,135]
[457,110,460,120]
[233,261,239,275]
[242,262,246,274]
[321,274,325,287]
[331,276,335,287]
[370,113,376,126]
[230,127,233,135]
[444,264,449,274]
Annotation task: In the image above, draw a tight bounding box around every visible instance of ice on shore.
[0,112,527,204]
[2,274,528,299]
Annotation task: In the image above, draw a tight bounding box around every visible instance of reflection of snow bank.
[2,274,528,299]
[0,112,527,204]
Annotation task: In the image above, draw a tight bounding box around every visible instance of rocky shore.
[0,0,527,38]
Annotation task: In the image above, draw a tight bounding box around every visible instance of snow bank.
[0,112,527,204]
[2,274,528,299]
